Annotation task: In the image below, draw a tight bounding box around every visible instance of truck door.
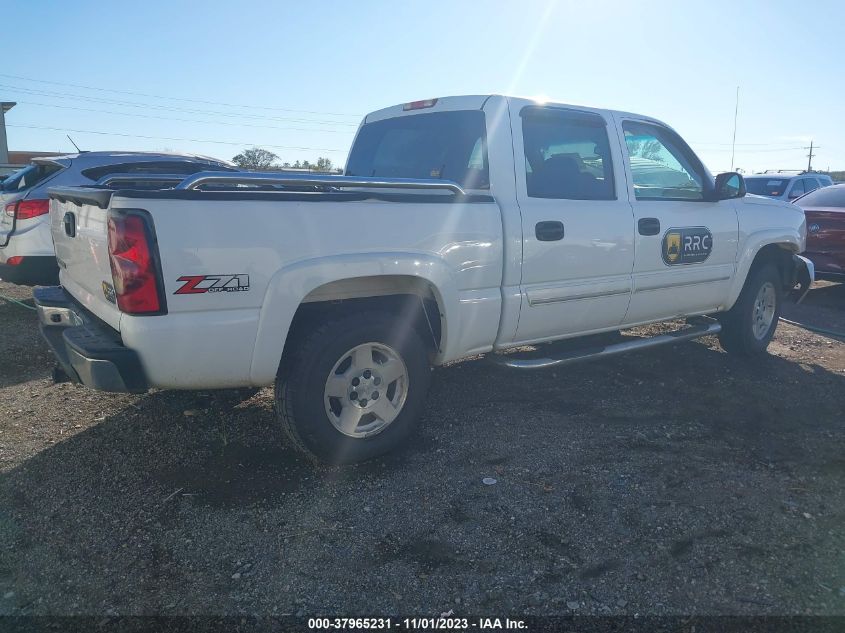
[511,105,635,343]
[614,117,739,324]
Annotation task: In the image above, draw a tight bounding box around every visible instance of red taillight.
[403,98,438,111]
[5,199,50,220]
[107,213,164,314]
[6,256,24,266]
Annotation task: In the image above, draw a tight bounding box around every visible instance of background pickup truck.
[37,95,813,463]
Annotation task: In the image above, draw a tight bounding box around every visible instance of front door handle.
[536,220,565,241]
[638,217,660,236]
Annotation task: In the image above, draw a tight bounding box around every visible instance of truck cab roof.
[363,94,667,129]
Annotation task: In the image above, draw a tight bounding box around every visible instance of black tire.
[718,263,783,355]
[275,311,432,464]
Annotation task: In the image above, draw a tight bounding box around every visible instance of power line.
[0,83,360,127]
[14,100,355,134]
[693,146,807,153]
[5,123,346,153]
[692,141,810,146]
[0,72,362,117]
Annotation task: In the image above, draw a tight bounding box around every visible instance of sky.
[2,0,844,173]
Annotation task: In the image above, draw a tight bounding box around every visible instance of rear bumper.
[0,256,59,286]
[33,286,148,393]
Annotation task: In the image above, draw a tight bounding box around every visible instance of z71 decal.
[662,227,713,265]
[175,274,250,295]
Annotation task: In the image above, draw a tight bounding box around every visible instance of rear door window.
[789,179,805,198]
[2,163,63,193]
[521,107,615,200]
[346,111,489,190]
[795,186,845,207]
[802,177,820,193]
[80,161,232,182]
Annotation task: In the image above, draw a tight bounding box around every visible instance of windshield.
[744,177,790,197]
[1,163,64,193]
[346,110,489,189]
[796,185,845,207]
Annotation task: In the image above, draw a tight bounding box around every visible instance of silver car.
[0,151,234,285]
[744,172,833,202]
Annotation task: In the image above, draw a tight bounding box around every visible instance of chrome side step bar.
[491,319,722,370]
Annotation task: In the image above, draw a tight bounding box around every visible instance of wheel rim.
[324,342,409,438]
[752,281,777,340]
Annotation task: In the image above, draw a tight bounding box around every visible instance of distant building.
[0,102,14,164]
[0,103,62,176]
[7,151,62,164]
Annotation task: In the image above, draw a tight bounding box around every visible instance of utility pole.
[805,140,818,172]
[730,86,739,172]
[0,103,16,165]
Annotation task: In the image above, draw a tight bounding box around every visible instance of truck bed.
[47,176,504,389]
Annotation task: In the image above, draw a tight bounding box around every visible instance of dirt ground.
[0,280,843,617]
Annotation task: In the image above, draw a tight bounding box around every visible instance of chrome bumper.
[33,286,148,393]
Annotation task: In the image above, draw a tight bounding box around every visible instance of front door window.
[623,121,706,201]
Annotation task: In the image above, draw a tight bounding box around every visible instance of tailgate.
[49,188,122,331]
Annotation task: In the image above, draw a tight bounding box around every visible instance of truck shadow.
[0,299,54,390]
[1,334,844,614]
[782,281,845,334]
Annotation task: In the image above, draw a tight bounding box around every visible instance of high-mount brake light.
[403,99,438,111]
[4,199,50,220]
[107,213,165,315]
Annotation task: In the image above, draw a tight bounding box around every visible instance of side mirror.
[712,172,745,200]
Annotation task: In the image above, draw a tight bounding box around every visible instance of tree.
[627,139,665,163]
[279,157,336,172]
[232,147,279,170]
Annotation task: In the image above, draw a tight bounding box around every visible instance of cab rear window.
[795,186,845,207]
[346,111,489,190]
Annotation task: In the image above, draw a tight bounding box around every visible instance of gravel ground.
[0,280,843,617]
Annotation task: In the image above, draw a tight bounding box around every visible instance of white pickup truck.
[36,95,813,463]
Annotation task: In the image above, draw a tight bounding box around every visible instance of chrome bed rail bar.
[174,171,467,195]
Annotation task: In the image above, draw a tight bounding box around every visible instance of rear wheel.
[275,311,431,464]
[718,263,782,355]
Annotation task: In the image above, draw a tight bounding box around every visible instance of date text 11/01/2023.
[308,617,527,630]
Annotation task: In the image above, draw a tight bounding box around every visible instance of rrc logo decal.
[662,227,713,265]
[175,274,250,294]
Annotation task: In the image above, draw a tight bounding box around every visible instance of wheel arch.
[726,230,802,309]
[248,253,458,385]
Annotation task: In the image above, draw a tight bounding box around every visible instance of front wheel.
[275,311,432,464]
[718,263,783,355]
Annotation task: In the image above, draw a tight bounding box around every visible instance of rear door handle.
[535,220,565,241]
[638,217,660,236]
